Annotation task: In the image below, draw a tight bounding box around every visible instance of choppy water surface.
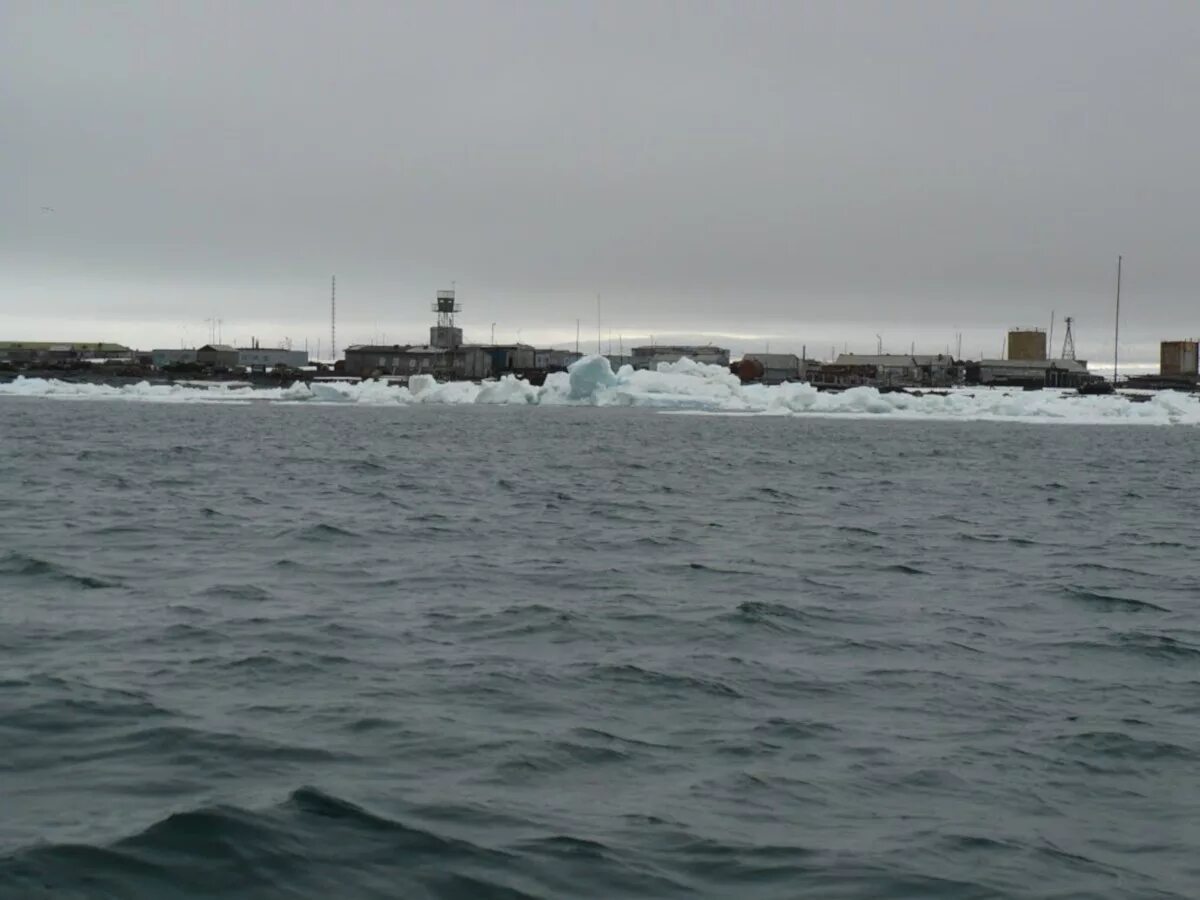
[1,398,1198,899]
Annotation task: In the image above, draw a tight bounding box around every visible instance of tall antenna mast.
[596,294,602,356]
[1061,317,1076,360]
[1113,255,1122,383]
[576,319,580,354]
[331,275,337,361]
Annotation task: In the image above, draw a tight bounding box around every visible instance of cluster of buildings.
[150,341,309,371]
[0,340,308,372]
[342,291,735,382]
[0,341,134,365]
[734,328,1102,390]
[343,291,573,380]
[3,296,1198,393]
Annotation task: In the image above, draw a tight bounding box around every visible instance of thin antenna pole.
[1048,310,1055,359]
[575,319,580,354]
[596,294,602,356]
[331,276,337,361]
[1114,255,1122,383]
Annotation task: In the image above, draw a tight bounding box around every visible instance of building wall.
[535,349,582,370]
[238,348,309,368]
[195,346,240,368]
[451,347,492,379]
[430,326,463,349]
[483,345,536,373]
[152,349,199,367]
[1160,341,1199,376]
[1007,330,1047,361]
[744,353,802,384]
[977,359,1090,386]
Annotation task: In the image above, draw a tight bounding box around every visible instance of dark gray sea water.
[1,398,1198,899]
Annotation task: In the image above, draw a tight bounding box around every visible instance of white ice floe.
[2,356,1198,425]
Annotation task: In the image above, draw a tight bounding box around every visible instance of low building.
[449,346,493,380]
[344,345,449,378]
[345,342,571,380]
[238,347,309,369]
[195,344,240,369]
[152,348,199,368]
[482,344,537,374]
[808,363,880,388]
[631,345,730,370]
[534,349,583,371]
[743,353,804,385]
[0,341,131,364]
[973,358,1093,387]
[835,354,962,387]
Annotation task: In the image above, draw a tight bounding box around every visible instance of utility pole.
[596,294,602,356]
[575,319,580,354]
[1114,255,1122,383]
[491,322,496,344]
[330,276,337,361]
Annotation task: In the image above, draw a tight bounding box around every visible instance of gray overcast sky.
[3,0,1198,363]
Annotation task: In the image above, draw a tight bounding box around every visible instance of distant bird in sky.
[41,206,54,213]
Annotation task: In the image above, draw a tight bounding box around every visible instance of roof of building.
[345,344,449,354]
[743,353,801,366]
[632,345,729,354]
[836,354,954,366]
[978,358,1089,371]
[198,344,236,352]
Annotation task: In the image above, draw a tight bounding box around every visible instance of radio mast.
[330,276,337,361]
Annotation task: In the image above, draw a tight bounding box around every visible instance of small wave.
[196,583,276,603]
[751,717,840,740]
[586,663,742,698]
[1063,587,1169,613]
[0,551,120,589]
[720,600,821,633]
[1113,632,1200,660]
[881,563,928,575]
[0,788,539,899]
[1053,731,1197,762]
[495,740,632,776]
[836,525,881,537]
[4,692,173,734]
[293,522,362,541]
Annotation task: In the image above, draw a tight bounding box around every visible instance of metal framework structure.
[1061,316,1076,360]
[433,289,461,328]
